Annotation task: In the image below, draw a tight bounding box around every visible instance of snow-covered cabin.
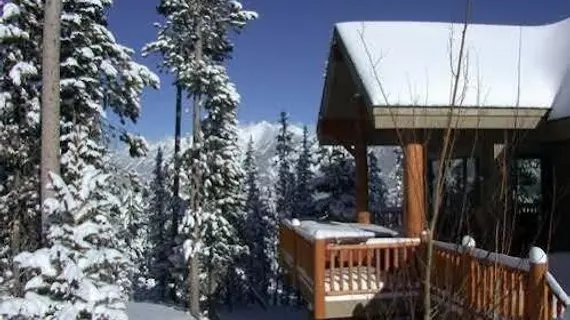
[280,18,570,320]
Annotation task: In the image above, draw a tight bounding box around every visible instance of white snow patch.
[284,219,376,241]
[126,303,304,320]
[127,302,191,320]
[9,62,37,86]
[529,246,548,264]
[461,235,476,248]
[2,3,20,19]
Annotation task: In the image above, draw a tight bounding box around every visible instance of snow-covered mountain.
[110,121,398,187]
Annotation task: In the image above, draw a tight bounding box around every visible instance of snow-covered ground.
[126,303,305,320]
[126,303,190,320]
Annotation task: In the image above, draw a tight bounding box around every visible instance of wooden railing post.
[355,104,370,224]
[526,246,548,320]
[403,140,426,237]
[292,219,300,290]
[313,239,326,320]
[460,236,476,314]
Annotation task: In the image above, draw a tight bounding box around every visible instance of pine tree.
[313,146,356,221]
[56,0,158,170]
[243,137,271,301]
[0,128,130,320]
[275,111,296,219]
[0,0,158,306]
[145,0,257,314]
[148,147,171,300]
[0,1,44,291]
[199,65,249,314]
[294,125,314,219]
[111,170,151,300]
[388,147,404,207]
[368,151,388,223]
[259,186,280,303]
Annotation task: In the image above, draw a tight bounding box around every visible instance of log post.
[355,139,370,224]
[403,140,426,237]
[313,239,326,320]
[355,105,370,224]
[461,236,476,312]
[525,246,548,320]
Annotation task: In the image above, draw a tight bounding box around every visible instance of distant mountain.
[110,121,399,188]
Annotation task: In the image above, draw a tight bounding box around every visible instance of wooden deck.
[279,220,570,320]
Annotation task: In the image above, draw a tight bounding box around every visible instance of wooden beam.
[355,105,370,224]
[313,240,326,320]
[355,139,370,224]
[404,140,426,236]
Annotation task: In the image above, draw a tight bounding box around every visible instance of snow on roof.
[334,18,570,120]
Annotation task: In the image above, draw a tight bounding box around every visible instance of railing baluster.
[329,248,335,293]
[339,249,345,293]
[348,249,354,292]
[367,248,373,291]
[357,249,363,291]
[375,248,381,290]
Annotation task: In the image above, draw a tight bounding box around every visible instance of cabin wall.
[544,140,570,252]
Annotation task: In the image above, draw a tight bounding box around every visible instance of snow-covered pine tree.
[197,65,249,314]
[148,147,171,300]
[313,146,356,221]
[275,111,296,219]
[0,1,44,292]
[0,126,130,320]
[259,186,280,303]
[368,151,388,224]
[243,137,271,302]
[110,170,151,300]
[144,0,257,314]
[387,147,404,207]
[293,125,315,219]
[57,0,158,168]
[0,0,158,305]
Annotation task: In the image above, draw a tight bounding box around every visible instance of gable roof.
[320,18,570,122]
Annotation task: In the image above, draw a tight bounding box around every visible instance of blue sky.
[107,0,570,142]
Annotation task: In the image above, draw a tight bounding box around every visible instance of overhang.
[317,18,570,146]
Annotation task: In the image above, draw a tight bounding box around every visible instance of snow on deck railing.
[434,237,570,313]
[546,272,570,307]
[433,240,530,271]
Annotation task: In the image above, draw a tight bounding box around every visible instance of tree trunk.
[40,0,62,244]
[11,171,21,296]
[172,83,182,239]
[188,89,202,317]
[168,82,182,302]
[188,10,203,318]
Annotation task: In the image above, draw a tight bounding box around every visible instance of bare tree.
[40,0,62,243]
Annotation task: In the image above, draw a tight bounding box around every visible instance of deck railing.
[325,238,421,296]
[279,220,570,320]
[432,239,569,319]
[278,221,421,319]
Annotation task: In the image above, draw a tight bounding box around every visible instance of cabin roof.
[317,18,570,144]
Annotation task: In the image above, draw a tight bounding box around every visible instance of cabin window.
[428,157,478,241]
